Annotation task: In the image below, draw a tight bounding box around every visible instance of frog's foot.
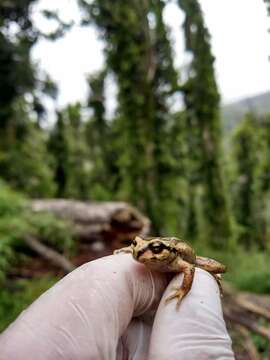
[113,246,133,255]
[165,286,187,308]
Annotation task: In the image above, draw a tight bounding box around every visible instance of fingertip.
[149,268,234,360]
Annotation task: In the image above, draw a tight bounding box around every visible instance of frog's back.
[169,237,196,264]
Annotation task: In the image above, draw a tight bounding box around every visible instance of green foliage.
[0,276,58,332]
[0,112,56,198]
[0,0,61,198]
[195,242,270,294]
[48,103,91,199]
[228,113,270,249]
[224,249,270,293]
[84,0,159,214]
[178,0,231,247]
[0,181,73,281]
[251,320,270,357]
[48,111,71,197]
[85,69,119,199]
[80,0,184,232]
[228,114,260,247]
[0,0,38,129]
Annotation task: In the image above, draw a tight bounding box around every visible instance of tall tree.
[0,0,59,197]
[48,103,90,199]
[85,70,111,197]
[86,69,124,200]
[80,0,180,232]
[64,103,91,199]
[0,99,55,197]
[177,0,231,246]
[149,0,183,233]
[229,114,260,248]
[48,111,71,198]
[253,114,270,248]
[0,0,37,143]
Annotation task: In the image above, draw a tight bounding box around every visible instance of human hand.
[0,254,234,359]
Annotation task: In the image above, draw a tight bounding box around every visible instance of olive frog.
[114,236,226,308]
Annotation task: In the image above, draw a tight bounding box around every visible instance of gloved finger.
[148,268,235,360]
[0,254,168,360]
[117,317,153,360]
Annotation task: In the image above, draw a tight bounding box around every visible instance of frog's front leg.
[113,246,133,255]
[165,260,195,308]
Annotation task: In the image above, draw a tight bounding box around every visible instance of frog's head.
[131,236,177,266]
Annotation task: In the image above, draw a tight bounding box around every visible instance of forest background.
[2,0,270,354]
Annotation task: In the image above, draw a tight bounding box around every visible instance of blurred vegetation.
[0,180,74,282]
[222,91,270,131]
[1,0,270,350]
[0,276,58,332]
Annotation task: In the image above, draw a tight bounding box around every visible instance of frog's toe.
[165,288,186,308]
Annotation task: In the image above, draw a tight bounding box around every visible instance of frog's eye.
[149,242,166,254]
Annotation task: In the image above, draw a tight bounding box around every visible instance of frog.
[114,236,226,308]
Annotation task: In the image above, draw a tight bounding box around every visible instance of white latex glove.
[0,255,235,360]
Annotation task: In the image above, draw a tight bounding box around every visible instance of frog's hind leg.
[195,256,226,274]
[196,256,225,295]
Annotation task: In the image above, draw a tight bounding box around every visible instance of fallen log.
[30,200,151,248]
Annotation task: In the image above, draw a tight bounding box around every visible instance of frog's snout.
[134,245,149,260]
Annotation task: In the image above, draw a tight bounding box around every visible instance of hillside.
[222,90,270,131]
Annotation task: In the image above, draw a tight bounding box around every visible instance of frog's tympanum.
[114,236,226,308]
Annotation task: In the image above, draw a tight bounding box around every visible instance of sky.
[31,0,270,109]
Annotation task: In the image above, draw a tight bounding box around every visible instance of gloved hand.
[0,254,235,360]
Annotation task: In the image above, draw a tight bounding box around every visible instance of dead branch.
[236,326,261,360]
[235,293,270,321]
[224,309,270,341]
[24,236,75,274]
